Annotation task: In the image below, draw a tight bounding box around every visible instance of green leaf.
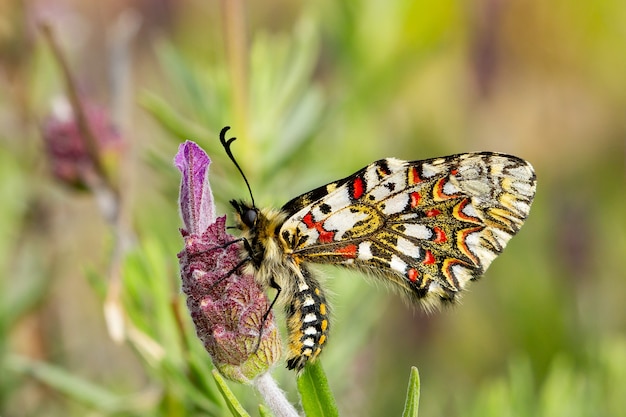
[402,366,421,417]
[139,90,213,143]
[212,369,251,417]
[297,360,339,417]
[258,403,274,417]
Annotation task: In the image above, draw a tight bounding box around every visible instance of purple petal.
[174,141,216,234]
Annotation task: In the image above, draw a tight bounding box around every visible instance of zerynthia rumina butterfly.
[220,127,536,371]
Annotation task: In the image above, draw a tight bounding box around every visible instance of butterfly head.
[231,200,259,230]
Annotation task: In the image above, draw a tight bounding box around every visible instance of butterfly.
[221,127,537,371]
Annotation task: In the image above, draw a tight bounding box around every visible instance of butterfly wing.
[279,153,536,307]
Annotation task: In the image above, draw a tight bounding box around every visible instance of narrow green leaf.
[402,366,421,417]
[211,369,251,417]
[297,361,339,417]
[139,91,213,142]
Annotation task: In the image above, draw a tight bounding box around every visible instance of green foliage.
[212,370,252,417]
[466,339,626,417]
[297,361,339,417]
[402,367,421,417]
[4,354,141,415]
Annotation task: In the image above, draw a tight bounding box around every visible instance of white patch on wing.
[364,164,381,192]
[357,241,373,260]
[461,201,482,219]
[465,231,498,268]
[513,201,530,216]
[367,174,407,202]
[403,224,433,240]
[398,213,420,221]
[385,158,406,172]
[427,281,443,296]
[490,227,512,247]
[451,264,473,287]
[381,193,409,215]
[321,188,352,212]
[389,255,407,274]
[396,237,421,257]
[323,207,369,239]
[421,162,445,178]
[508,164,534,181]
[510,180,535,197]
[443,180,460,195]
[362,159,406,195]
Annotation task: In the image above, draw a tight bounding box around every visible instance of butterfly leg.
[252,277,282,353]
[285,266,330,371]
[209,237,257,291]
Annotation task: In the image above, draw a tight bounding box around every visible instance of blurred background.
[1,0,625,416]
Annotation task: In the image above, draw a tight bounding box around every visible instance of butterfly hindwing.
[278,152,536,307]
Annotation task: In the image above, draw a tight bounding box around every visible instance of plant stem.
[254,372,300,417]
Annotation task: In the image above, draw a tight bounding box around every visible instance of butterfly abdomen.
[285,265,330,371]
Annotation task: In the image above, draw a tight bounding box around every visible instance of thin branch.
[39,22,116,195]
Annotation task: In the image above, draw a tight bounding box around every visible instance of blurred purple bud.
[42,97,123,189]
[175,141,281,383]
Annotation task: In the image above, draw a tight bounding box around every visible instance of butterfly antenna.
[219,126,256,207]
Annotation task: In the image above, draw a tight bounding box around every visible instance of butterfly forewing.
[279,152,536,307]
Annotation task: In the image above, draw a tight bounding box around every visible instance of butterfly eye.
[242,208,258,228]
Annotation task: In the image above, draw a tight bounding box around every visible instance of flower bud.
[42,97,123,189]
[175,141,281,383]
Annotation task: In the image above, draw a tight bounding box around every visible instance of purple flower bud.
[175,141,281,383]
[42,97,123,189]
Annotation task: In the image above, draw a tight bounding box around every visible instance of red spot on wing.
[319,230,335,243]
[302,212,315,228]
[408,166,422,185]
[352,177,364,199]
[302,212,336,244]
[407,268,419,282]
[450,168,458,175]
[423,250,436,265]
[433,226,447,243]
[410,192,421,208]
[426,209,441,217]
[336,244,358,258]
